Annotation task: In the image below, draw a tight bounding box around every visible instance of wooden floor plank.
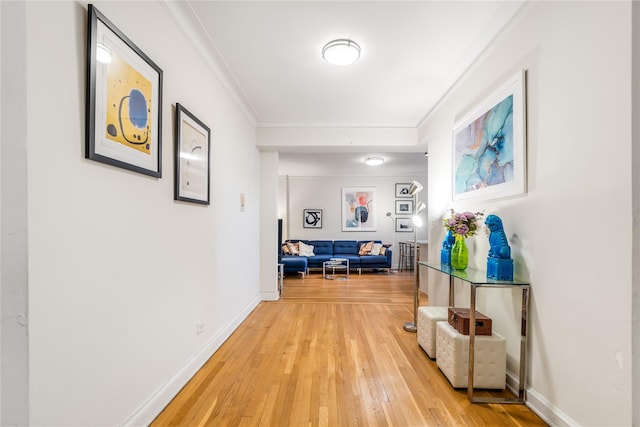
[152,271,547,426]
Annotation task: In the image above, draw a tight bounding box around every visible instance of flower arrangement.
[443,209,484,238]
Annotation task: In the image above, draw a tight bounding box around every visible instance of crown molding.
[256,121,417,129]
[161,0,258,126]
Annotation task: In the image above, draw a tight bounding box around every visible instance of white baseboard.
[505,368,520,396]
[122,294,262,427]
[505,369,578,427]
[261,291,280,301]
[526,387,579,427]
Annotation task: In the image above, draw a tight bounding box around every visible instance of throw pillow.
[287,241,299,256]
[370,243,383,255]
[379,246,386,255]
[281,243,291,255]
[359,241,373,255]
[298,241,315,257]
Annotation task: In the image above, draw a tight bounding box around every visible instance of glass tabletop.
[418,260,530,287]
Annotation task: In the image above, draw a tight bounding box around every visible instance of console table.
[418,260,530,404]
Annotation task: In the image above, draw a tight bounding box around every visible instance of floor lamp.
[403,181,425,333]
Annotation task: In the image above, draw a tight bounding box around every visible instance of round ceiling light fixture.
[322,39,361,66]
[364,156,384,166]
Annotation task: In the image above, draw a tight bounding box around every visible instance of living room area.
[277,166,428,276]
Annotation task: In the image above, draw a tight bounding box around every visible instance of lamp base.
[403,322,417,333]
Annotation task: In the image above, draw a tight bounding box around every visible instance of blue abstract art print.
[452,70,526,201]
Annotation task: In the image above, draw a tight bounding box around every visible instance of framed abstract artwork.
[85,5,163,177]
[175,103,211,205]
[452,69,526,201]
[395,183,412,198]
[303,209,322,228]
[395,199,414,215]
[342,187,376,232]
[395,218,413,233]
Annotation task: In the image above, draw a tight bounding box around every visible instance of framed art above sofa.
[342,187,376,232]
[303,209,322,228]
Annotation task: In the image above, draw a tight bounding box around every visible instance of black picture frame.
[395,183,412,198]
[175,103,211,205]
[395,199,414,215]
[395,217,414,233]
[303,209,323,228]
[85,4,163,177]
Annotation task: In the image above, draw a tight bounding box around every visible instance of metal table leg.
[468,285,528,404]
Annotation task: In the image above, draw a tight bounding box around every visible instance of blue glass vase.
[451,235,468,270]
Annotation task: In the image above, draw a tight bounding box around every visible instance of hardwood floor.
[152,271,546,426]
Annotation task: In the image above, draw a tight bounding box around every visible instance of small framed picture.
[395,183,412,198]
[303,209,323,228]
[175,103,211,205]
[395,199,414,215]
[396,217,414,232]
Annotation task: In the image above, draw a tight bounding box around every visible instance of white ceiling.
[172,1,525,175]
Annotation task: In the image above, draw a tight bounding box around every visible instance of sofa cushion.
[298,241,315,257]
[333,240,358,255]
[309,240,333,255]
[281,255,307,273]
[359,241,373,255]
[370,243,383,255]
[359,255,389,266]
[357,240,382,248]
[307,255,334,268]
[286,241,299,255]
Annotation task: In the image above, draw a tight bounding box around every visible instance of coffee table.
[323,258,349,280]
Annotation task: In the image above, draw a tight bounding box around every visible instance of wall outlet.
[196,322,205,335]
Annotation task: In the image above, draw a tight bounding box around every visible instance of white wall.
[17,1,260,425]
[420,2,632,425]
[0,2,2,421]
[632,2,640,425]
[259,152,279,300]
[279,175,427,268]
[0,1,29,424]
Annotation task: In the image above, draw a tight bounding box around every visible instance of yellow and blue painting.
[105,50,153,155]
[454,94,513,196]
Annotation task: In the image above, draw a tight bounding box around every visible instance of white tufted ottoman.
[436,322,506,389]
[417,306,449,358]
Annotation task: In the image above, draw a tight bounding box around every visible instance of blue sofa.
[280,240,393,275]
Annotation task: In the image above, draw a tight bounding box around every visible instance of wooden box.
[447,307,492,336]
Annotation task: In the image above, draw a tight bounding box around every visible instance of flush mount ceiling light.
[364,156,384,166]
[322,39,361,66]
